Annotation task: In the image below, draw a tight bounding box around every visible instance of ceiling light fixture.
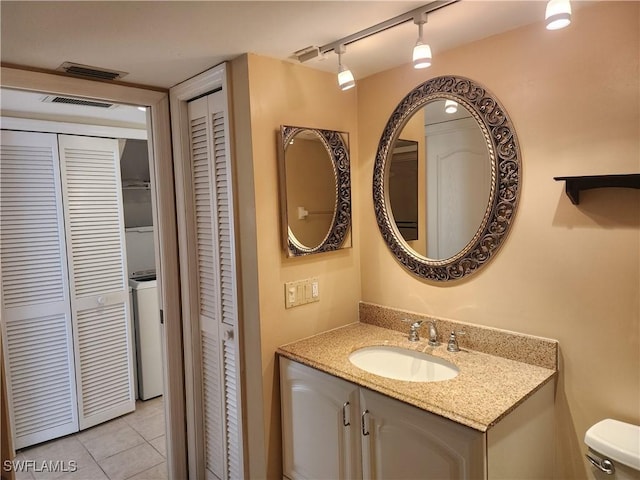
[413,13,432,69]
[336,45,355,91]
[444,99,458,114]
[292,1,459,89]
[545,0,572,30]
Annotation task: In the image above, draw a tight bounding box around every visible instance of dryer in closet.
[126,226,163,400]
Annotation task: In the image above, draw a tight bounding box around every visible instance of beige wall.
[357,2,639,478]
[233,2,638,478]
[234,53,361,478]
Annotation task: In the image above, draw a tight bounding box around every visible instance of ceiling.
[0,1,586,90]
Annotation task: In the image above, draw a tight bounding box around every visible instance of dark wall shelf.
[554,174,640,205]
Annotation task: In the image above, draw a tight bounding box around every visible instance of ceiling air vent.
[57,62,128,81]
[42,95,117,109]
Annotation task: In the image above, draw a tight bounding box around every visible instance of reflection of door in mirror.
[389,139,418,242]
[285,133,336,249]
[426,115,490,259]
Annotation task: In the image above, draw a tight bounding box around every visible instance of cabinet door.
[0,130,79,449]
[360,388,486,480]
[58,134,134,430]
[280,358,361,480]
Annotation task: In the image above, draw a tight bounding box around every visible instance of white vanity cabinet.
[280,358,483,480]
[280,357,554,480]
[280,356,362,479]
[360,387,485,479]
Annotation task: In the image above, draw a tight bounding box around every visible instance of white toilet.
[585,419,640,479]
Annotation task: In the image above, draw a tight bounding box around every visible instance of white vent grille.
[42,95,116,109]
[57,62,128,81]
[76,303,131,417]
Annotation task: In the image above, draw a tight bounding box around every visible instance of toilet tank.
[585,419,640,480]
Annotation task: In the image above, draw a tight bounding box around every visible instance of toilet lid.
[585,419,640,470]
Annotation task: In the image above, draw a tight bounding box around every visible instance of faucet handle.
[404,319,423,341]
[447,330,466,352]
[402,318,423,328]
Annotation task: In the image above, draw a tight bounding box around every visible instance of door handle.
[342,402,350,427]
[361,410,370,436]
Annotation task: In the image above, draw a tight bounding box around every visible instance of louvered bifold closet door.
[188,91,244,480]
[0,130,79,449]
[57,134,134,430]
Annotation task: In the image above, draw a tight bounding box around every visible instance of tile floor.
[13,397,167,480]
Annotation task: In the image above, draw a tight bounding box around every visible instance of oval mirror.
[278,125,351,257]
[374,76,521,281]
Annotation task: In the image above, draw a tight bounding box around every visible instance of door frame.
[0,66,187,478]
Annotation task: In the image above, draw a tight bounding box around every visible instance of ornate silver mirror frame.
[373,75,521,281]
[278,125,351,257]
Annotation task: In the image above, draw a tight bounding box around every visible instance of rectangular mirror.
[277,125,352,257]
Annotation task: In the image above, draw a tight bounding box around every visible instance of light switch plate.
[284,277,320,308]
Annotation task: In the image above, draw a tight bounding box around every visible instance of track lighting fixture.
[293,1,571,90]
[292,2,457,90]
[412,13,432,69]
[545,0,571,30]
[336,45,355,91]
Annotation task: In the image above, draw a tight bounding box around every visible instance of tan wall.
[356,3,639,478]
[236,53,361,478]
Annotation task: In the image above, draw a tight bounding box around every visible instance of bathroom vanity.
[278,319,557,480]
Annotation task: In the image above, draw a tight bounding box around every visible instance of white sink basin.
[348,345,459,382]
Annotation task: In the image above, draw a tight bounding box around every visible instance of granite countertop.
[277,322,556,432]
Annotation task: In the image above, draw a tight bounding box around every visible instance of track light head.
[413,14,432,69]
[336,44,355,91]
[545,0,572,30]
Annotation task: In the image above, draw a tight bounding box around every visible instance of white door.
[280,358,362,480]
[58,134,135,430]
[187,91,244,479]
[360,388,485,480]
[0,130,79,449]
[426,117,491,259]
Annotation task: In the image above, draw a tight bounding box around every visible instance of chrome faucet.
[407,320,423,342]
[427,321,439,347]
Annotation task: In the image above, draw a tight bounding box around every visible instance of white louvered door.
[188,92,243,479]
[0,130,79,449]
[58,134,135,430]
